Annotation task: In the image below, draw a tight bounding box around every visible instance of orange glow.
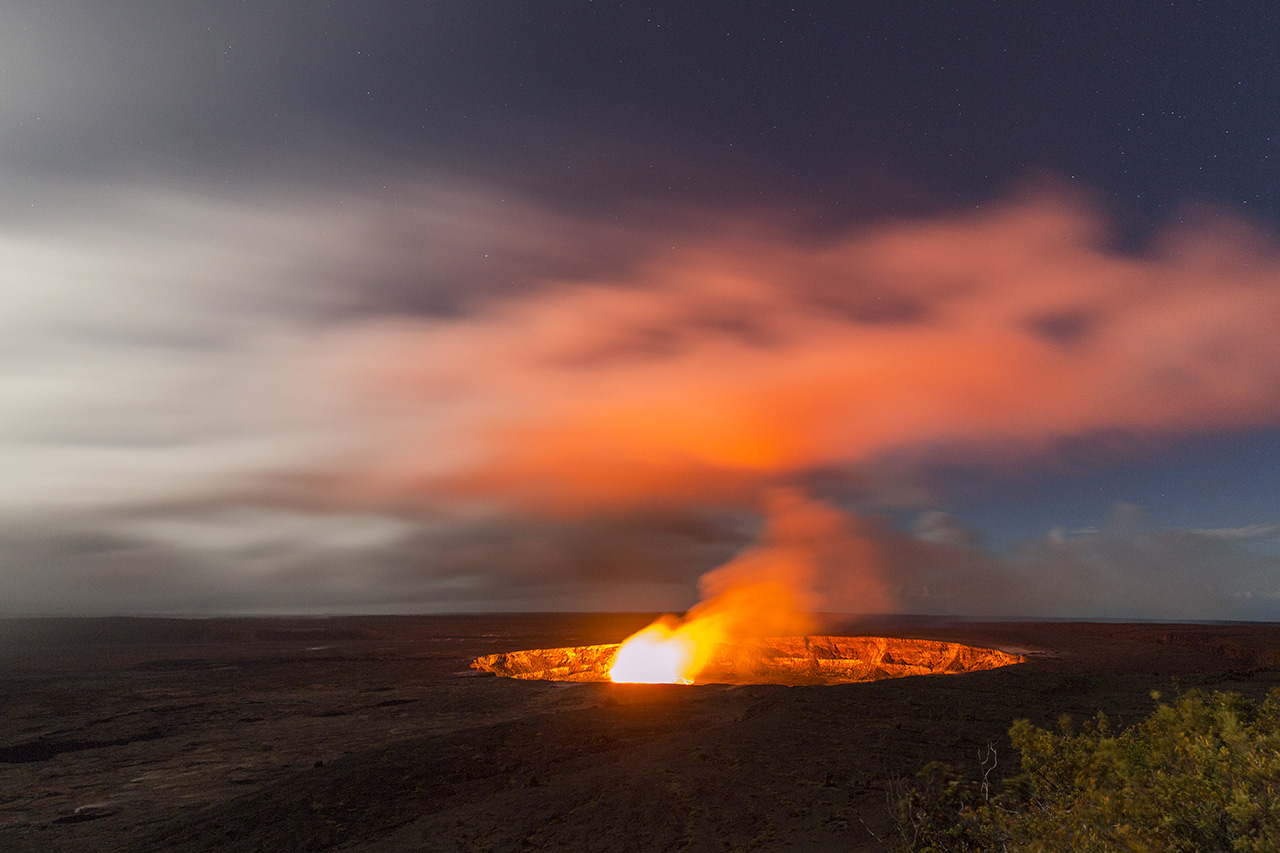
[608,613,733,684]
[609,491,870,684]
[479,636,1027,684]
[328,190,1280,517]
[608,621,698,683]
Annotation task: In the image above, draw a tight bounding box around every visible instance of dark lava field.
[2,614,1279,852]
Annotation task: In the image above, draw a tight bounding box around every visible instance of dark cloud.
[803,505,1280,620]
[1026,310,1096,347]
[0,502,746,616]
[6,3,1276,220]
[1005,505,1280,620]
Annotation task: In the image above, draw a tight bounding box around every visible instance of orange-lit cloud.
[319,186,1280,515]
[5,174,1279,617]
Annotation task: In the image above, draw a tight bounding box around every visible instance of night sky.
[4,2,1280,618]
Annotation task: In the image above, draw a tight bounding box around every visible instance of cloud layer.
[4,172,1280,615]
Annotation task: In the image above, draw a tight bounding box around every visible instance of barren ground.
[2,614,1278,852]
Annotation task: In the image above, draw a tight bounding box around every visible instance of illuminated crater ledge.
[472,636,1025,686]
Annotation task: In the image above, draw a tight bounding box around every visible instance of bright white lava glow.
[608,629,696,684]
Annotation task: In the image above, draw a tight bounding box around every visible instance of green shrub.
[892,758,1004,853]
[892,688,1280,852]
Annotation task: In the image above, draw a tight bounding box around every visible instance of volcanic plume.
[600,491,893,683]
[470,491,1024,685]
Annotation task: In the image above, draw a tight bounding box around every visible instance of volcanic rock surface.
[473,635,1026,684]
[3,615,1280,853]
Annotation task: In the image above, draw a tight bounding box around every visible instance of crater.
[472,635,1025,686]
